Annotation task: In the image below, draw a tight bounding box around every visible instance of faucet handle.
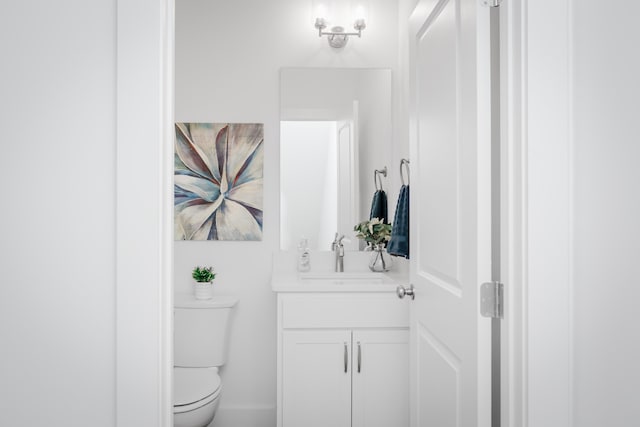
[332,233,345,249]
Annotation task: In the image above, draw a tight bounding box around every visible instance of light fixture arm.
[316,28,363,38]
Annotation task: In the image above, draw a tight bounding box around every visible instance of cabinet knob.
[396,284,415,300]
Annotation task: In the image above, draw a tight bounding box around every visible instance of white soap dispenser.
[297,237,311,272]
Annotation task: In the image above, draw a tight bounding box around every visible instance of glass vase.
[368,243,393,272]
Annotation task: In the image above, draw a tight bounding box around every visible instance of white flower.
[368,217,382,234]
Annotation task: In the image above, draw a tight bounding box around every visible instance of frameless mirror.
[279,67,392,251]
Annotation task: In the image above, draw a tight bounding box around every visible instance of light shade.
[311,0,369,48]
[311,1,331,26]
[351,0,369,23]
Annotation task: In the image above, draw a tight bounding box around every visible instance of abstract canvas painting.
[174,123,264,241]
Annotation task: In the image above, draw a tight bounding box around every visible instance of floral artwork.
[174,123,264,241]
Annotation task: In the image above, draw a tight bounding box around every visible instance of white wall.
[355,70,394,223]
[0,1,117,425]
[525,1,640,426]
[1,1,173,426]
[526,0,573,424]
[571,1,640,425]
[175,1,400,425]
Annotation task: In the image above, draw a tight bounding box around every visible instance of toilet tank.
[174,294,238,368]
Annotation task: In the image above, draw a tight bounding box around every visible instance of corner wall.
[174,1,401,425]
[525,0,640,425]
[0,1,117,425]
[571,1,640,425]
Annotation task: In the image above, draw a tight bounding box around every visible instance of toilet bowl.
[174,367,222,427]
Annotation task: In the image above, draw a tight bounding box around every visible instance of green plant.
[354,218,392,246]
[192,266,216,283]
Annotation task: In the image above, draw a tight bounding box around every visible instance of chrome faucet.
[331,233,345,272]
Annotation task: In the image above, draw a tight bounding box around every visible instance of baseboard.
[210,404,276,427]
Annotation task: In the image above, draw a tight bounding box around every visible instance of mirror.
[280,68,392,251]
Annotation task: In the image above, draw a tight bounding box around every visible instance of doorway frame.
[115,0,175,425]
[500,0,574,425]
[112,0,575,425]
[500,0,526,424]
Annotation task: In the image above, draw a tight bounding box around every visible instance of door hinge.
[480,282,504,319]
[482,0,502,7]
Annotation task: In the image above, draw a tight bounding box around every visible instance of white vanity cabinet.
[276,292,409,427]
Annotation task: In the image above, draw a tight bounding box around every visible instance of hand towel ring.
[400,159,410,186]
[374,167,388,191]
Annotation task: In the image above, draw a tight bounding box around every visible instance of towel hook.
[400,159,410,186]
[374,166,387,191]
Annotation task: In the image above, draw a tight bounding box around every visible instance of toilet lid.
[174,368,221,406]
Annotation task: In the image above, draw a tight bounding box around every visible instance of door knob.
[396,284,415,300]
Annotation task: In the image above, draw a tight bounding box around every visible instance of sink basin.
[298,272,387,284]
[271,251,404,292]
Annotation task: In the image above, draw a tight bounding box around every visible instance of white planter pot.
[194,282,214,300]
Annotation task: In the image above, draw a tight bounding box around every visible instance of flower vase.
[194,281,214,300]
[369,244,393,272]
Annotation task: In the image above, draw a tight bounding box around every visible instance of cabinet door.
[282,330,352,427]
[352,330,409,427]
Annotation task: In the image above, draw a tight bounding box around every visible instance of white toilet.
[173,294,238,427]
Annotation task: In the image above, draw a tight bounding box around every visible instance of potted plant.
[192,266,216,300]
[354,218,393,272]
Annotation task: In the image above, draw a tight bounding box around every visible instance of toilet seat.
[174,367,222,414]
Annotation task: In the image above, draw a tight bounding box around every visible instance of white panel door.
[352,330,410,427]
[282,330,352,427]
[408,0,492,426]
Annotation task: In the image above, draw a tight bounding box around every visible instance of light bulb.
[351,0,369,26]
[315,3,328,18]
[312,1,330,26]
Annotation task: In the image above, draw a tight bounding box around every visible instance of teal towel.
[369,190,388,223]
[387,185,409,259]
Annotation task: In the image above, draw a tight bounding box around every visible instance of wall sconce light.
[313,1,368,49]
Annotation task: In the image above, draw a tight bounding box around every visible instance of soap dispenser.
[297,237,311,272]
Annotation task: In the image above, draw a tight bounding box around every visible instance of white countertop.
[271,250,409,293]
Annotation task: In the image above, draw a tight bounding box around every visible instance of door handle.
[357,341,362,373]
[396,284,415,300]
[344,342,348,373]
